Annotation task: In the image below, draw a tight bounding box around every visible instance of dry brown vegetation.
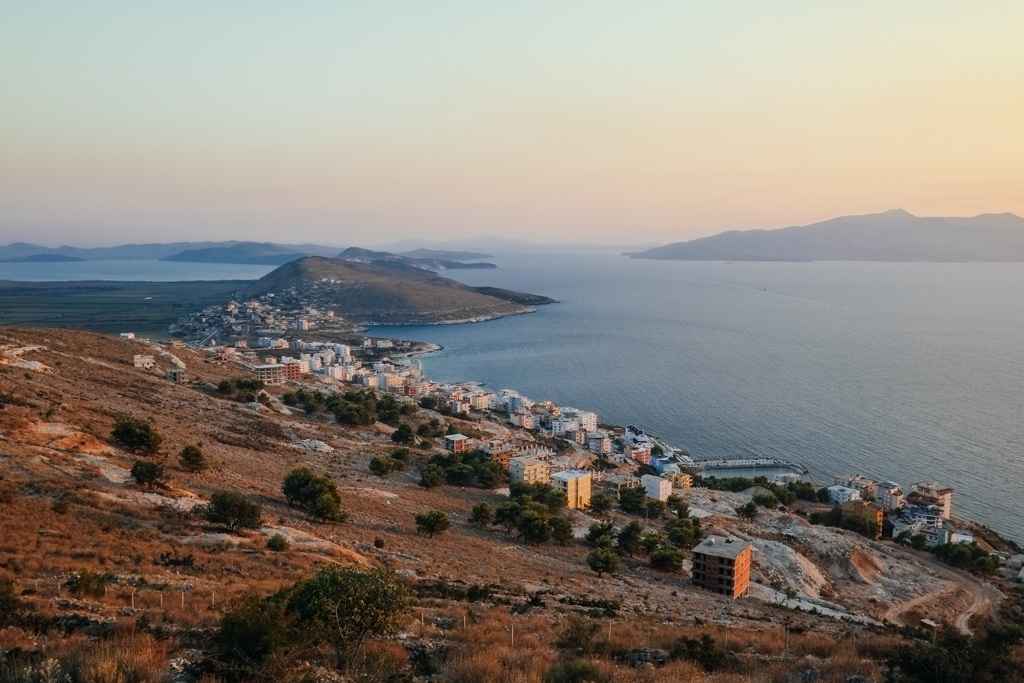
[0,327,1020,681]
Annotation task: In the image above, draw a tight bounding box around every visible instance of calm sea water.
[370,253,1024,544]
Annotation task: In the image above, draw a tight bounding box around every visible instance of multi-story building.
[835,474,876,498]
[907,482,954,520]
[510,410,534,429]
[483,439,517,466]
[875,481,905,512]
[444,434,472,454]
[841,500,885,538]
[587,432,611,455]
[627,444,651,464]
[827,485,861,505]
[509,456,550,486]
[550,470,592,509]
[253,364,286,386]
[595,472,641,499]
[691,536,752,599]
[641,474,671,502]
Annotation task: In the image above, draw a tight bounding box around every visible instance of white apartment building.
[827,485,862,505]
[641,474,672,502]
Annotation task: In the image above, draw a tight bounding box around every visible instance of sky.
[2,2,1023,247]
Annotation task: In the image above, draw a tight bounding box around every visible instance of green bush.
[111,416,163,455]
[282,467,349,522]
[414,509,451,538]
[543,659,608,683]
[650,545,684,572]
[67,568,112,597]
[0,579,25,627]
[179,444,209,473]
[471,501,494,527]
[267,534,290,552]
[206,490,263,532]
[130,460,167,489]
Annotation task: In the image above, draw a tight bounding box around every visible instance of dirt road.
[883,552,1000,634]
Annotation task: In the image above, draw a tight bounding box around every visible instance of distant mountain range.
[335,247,496,271]
[627,210,1024,262]
[242,256,553,324]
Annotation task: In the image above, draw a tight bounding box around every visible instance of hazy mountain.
[400,248,493,260]
[335,247,496,270]
[160,242,337,265]
[241,256,552,324]
[627,210,1024,262]
[0,254,85,263]
[0,241,340,262]
[378,236,660,254]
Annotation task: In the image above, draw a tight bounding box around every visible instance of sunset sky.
[2,2,1023,247]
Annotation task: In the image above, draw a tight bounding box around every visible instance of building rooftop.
[693,535,751,560]
[550,469,590,482]
[444,434,470,442]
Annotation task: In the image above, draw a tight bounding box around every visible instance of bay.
[370,253,1024,544]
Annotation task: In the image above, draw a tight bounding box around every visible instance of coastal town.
[160,294,1024,601]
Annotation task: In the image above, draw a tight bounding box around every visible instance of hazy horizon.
[3,3,1023,246]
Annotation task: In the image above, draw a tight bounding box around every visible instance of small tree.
[589,491,615,515]
[419,464,445,488]
[470,501,494,527]
[517,508,553,545]
[587,537,620,578]
[282,468,349,522]
[666,494,690,519]
[646,499,667,519]
[289,566,409,661]
[206,490,263,533]
[584,521,616,546]
[641,532,663,555]
[736,501,759,520]
[494,501,523,534]
[616,520,644,557]
[418,396,438,410]
[267,533,290,552]
[130,460,167,489]
[111,416,163,455]
[549,516,574,546]
[369,455,395,477]
[178,444,209,473]
[650,545,684,572]
[414,509,451,538]
[618,485,647,513]
[391,423,415,445]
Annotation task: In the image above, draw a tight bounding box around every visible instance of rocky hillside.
[0,327,1019,682]
[241,256,553,324]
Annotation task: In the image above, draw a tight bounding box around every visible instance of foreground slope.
[629,209,1024,261]
[241,256,552,323]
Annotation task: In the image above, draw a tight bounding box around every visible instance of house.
[907,482,954,520]
[133,354,155,370]
[691,536,752,599]
[641,474,671,502]
[841,500,884,539]
[627,444,652,464]
[835,474,876,498]
[119,333,135,340]
[550,470,592,509]
[827,485,861,505]
[509,456,550,485]
[444,434,472,454]
[164,368,185,383]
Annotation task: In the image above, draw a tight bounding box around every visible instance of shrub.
[670,634,739,673]
[587,542,620,577]
[52,494,73,515]
[735,501,758,520]
[286,565,410,656]
[179,443,209,473]
[414,509,451,538]
[549,516,574,546]
[267,533,290,552]
[616,520,644,557]
[470,501,494,527]
[753,492,779,508]
[67,568,111,597]
[111,416,163,455]
[130,460,167,489]
[373,537,385,549]
[213,592,291,680]
[554,613,603,653]
[391,423,416,445]
[206,490,263,532]
[650,545,684,572]
[543,659,608,683]
[282,467,349,522]
[0,578,25,627]
[584,521,616,546]
[419,464,445,488]
[418,396,438,410]
[618,485,647,513]
[589,491,615,515]
[369,455,395,477]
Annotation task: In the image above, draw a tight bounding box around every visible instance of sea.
[366,253,1024,545]
[7,254,1024,544]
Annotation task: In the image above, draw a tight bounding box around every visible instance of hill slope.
[241,256,552,323]
[628,209,1024,261]
[336,246,496,270]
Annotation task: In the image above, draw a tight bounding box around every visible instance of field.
[0,280,249,338]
